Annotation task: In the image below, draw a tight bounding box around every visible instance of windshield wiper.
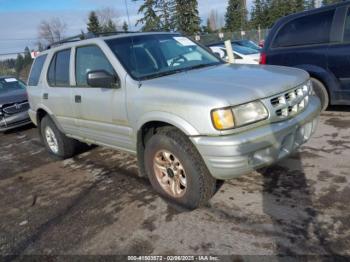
[140,62,222,81]
[183,62,221,72]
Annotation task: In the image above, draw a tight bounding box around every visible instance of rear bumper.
[0,111,31,132]
[190,96,321,180]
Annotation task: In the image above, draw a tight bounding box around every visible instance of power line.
[0,51,26,56]
[0,38,38,41]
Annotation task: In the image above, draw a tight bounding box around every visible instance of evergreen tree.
[158,0,175,31]
[136,0,162,31]
[23,46,33,66]
[174,0,201,34]
[225,0,248,32]
[15,54,24,76]
[87,11,102,34]
[204,18,214,33]
[102,19,117,33]
[322,0,342,5]
[250,0,265,28]
[122,21,129,32]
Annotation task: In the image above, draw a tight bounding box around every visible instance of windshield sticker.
[4,78,17,83]
[173,37,196,46]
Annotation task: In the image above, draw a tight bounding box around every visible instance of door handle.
[43,93,48,100]
[75,95,82,103]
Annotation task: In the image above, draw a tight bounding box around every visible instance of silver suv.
[27,32,321,209]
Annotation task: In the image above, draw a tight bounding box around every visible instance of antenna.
[124,0,131,30]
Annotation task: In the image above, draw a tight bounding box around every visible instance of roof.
[44,31,180,52]
[276,0,349,22]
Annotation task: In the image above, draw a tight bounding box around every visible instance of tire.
[40,116,79,159]
[311,78,329,111]
[144,127,216,209]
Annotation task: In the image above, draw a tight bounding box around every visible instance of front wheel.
[144,127,216,209]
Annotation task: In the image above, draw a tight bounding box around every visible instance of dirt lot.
[0,108,349,257]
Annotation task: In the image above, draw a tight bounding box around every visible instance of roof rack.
[46,31,137,50]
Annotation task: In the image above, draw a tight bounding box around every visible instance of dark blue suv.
[261,1,350,110]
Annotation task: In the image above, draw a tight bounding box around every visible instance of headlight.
[211,101,268,130]
[211,108,235,130]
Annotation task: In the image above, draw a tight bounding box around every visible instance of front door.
[72,45,133,151]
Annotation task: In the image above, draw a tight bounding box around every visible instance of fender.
[294,64,340,102]
[35,103,65,133]
[136,111,201,137]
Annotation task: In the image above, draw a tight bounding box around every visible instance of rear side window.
[343,9,350,42]
[28,55,47,86]
[47,49,71,87]
[75,45,115,86]
[273,10,335,48]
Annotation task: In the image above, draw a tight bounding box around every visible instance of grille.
[2,101,29,115]
[270,84,309,119]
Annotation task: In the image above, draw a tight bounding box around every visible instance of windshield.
[0,78,26,94]
[105,34,222,80]
[232,44,259,55]
[235,40,261,51]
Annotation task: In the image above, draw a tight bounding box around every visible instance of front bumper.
[0,111,31,132]
[190,96,321,180]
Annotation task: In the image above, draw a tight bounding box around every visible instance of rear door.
[44,48,79,136]
[327,5,350,102]
[72,44,132,150]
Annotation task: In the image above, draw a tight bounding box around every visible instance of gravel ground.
[0,108,349,258]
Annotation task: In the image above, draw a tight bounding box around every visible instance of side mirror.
[86,70,120,88]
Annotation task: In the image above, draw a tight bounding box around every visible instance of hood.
[142,64,309,106]
[0,89,27,107]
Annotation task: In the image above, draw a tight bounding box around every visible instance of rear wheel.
[311,78,329,111]
[40,116,79,159]
[144,127,216,209]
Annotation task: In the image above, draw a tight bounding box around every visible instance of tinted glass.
[106,34,221,80]
[232,45,259,55]
[28,55,47,86]
[47,55,56,86]
[343,9,350,42]
[55,50,70,86]
[0,78,26,94]
[75,45,115,86]
[47,49,70,86]
[273,10,334,48]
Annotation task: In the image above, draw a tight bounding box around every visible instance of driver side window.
[75,45,116,87]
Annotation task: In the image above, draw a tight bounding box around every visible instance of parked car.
[0,76,31,132]
[261,1,350,110]
[27,32,321,209]
[209,44,260,64]
[232,40,261,51]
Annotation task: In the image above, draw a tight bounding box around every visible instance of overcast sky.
[0,0,253,59]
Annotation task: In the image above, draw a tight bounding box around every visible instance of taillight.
[259,53,267,65]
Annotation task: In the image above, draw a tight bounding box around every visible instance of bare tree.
[208,9,220,32]
[38,18,67,45]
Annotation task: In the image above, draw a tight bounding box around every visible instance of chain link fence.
[191,29,269,46]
